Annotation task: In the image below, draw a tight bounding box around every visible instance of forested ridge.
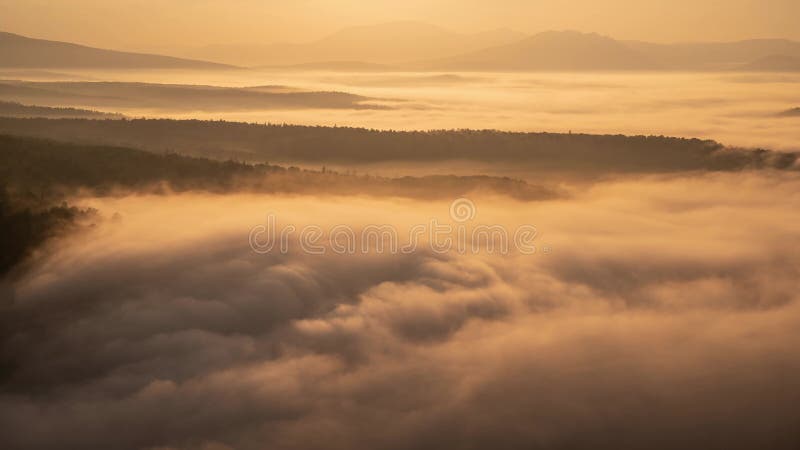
[0,101,123,119]
[0,117,795,172]
[0,134,556,275]
[0,134,554,201]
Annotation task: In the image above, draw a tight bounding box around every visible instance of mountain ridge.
[0,31,237,70]
[3,27,800,72]
[419,30,659,71]
[174,21,527,66]
[624,38,800,70]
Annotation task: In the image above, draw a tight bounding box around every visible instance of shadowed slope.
[0,31,234,69]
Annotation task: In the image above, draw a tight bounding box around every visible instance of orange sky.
[1,0,798,51]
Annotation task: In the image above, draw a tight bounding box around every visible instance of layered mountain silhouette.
[421,32,800,71]
[626,39,800,70]
[0,31,234,69]
[177,21,526,66]
[421,31,658,71]
[3,26,800,72]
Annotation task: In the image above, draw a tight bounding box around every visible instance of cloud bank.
[2,172,800,450]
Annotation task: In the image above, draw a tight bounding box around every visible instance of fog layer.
[2,171,799,449]
[7,70,797,151]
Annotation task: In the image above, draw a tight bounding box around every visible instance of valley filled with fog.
[4,171,800,449]
[2,68,799,151]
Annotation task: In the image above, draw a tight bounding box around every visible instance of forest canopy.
[0,117,795,174]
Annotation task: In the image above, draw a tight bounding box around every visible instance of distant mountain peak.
[624,38,800,70]
[0,31,235,70]
[175,21,527,66]
[424,29,657,71]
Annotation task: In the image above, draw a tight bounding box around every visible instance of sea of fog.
[4,66,800,448]
[4,171,800,449]
[17,68,800,151]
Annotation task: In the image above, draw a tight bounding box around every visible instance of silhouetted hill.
[625,39,800,70]
[0,101,123,119]
[0,31,235,69]
[0,69,92,81]
[739,55,800,72]
[425,31,658,71]
[0,118,794,174]
[0,80,381,111]
[207,32,800,71]
[178,22,526,66]
[0,133,558,274]
[9,27,799,72]
[0,133,555,202]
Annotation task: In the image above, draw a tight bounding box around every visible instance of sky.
[1,0,799,51]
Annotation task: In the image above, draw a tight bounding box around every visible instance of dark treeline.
[0,191,93,276]
[0,134,556,275]
[0,134,268,275]
[0,134,274,203]
[0,117,795,173]
[0,134,554,203]
[0,81,381,111]
[0,101,124,119]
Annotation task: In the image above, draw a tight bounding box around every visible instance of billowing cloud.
[2,172,800,449]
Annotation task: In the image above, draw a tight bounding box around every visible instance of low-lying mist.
[2,170,799,449]
[5,69,796,151]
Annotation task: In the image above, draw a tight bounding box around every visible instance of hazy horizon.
[2,0,800,54]
[1,70,797,152]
